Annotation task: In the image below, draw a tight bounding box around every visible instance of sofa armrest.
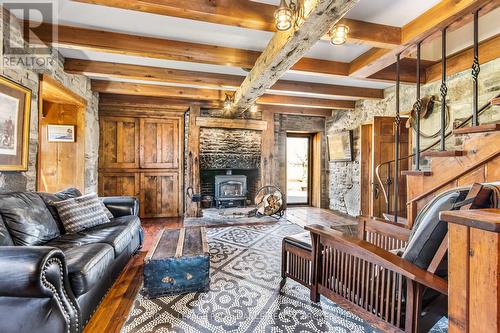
[100,196,139,217]
[0,246,80,332]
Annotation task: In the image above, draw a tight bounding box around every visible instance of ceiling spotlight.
[223,93,233,111]
[330,24,350,45]
[274,0,293,31]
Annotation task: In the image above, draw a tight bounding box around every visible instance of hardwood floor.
[83,208,356,333]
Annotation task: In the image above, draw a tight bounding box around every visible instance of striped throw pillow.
[52,193,110,233]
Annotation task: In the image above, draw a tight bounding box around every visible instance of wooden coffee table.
[143,227,210,298]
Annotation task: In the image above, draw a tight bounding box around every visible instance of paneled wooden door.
[99,117,140,169]
[98,115,183,218]
[371,116,409,219]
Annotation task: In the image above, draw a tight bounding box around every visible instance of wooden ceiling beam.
[349,0,498,78]
[425,34,500,83]
[65,59,383,99]
[98,93,338,116]
[256,94,355,110]
[231,0,358,113]
[73,0,401,48]
[91,80,355,110]
[32,22,349,76]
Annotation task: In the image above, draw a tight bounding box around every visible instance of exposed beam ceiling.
[32,23,349,76]
[231,0,358,113]
[349,0,499,79]
[72,0,401,48]
[65,59,383,99]
[91,80,356,109]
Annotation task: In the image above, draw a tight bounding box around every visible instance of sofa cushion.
[45,215,141,256]
[38,188,82,232]
[52,193,110,233]
[402,188,468,272]
[0,216,13,246]
[63,243,114,296]
[0,192,60,246]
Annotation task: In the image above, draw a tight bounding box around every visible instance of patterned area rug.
[122,222,380,333]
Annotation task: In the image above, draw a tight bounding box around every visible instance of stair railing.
[375,9,494,220]
[375,94,499,215]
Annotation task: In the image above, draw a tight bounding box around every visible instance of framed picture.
[327,130,353,162]
[0,76,32,171]
[47,125,75,142]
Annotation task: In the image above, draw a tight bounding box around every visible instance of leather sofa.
[0,188,143,333]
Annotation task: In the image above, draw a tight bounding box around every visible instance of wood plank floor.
[83,207,356,333]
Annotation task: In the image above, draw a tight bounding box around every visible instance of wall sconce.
[274,0,304,32]
[249,104,258,113]
[330,24,350,45]
[223,93,234,111]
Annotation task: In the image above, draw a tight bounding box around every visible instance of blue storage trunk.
[143,227,210,298]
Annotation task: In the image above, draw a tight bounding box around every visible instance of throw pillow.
[99,200,114,219]
[52,193,110,233]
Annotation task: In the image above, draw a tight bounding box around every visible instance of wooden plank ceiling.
[25,0,500,116]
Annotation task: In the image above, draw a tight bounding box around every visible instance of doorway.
[286,135,311,205]
[37,74,86,193]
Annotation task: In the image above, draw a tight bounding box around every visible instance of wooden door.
[99,172,140,197]
[100,116,140,169]
[140,118,180,169]
[371,116,409,218]
[140,172,180,218]
[360,124,372,216]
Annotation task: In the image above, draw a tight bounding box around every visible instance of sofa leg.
[281,242,287,279]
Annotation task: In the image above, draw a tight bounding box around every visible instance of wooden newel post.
[440,208,500,333]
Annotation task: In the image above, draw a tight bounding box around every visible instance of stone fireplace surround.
[199,127,262,206]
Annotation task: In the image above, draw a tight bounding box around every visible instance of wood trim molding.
[196,116,267,131]
[40,74,87,107]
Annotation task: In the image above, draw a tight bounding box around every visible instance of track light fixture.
[274,0,304,32]
[330,24,350,45]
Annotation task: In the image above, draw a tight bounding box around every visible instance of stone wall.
[327,58,500,216]
[200,128,262,170]
[0,10,99,193]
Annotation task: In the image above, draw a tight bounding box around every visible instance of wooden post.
[260,112,275,187]
[185,105,201,217]
[441,209,500,333]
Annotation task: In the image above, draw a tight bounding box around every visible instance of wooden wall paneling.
[98,172,140,197]
[185,105,201,217]
[38,102,85,193]
[457,166,486,186]
[360,124,373,216]
[140,172,179,218]
[99,116,140,169]
[140,118,180,169]
[486,158,500,182]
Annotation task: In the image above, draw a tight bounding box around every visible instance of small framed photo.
[47,125,75,142]
[327,130,353,162]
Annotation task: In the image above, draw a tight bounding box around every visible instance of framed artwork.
[327,130,353,162]
[0,76,32,171]
[47,125,75,142]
